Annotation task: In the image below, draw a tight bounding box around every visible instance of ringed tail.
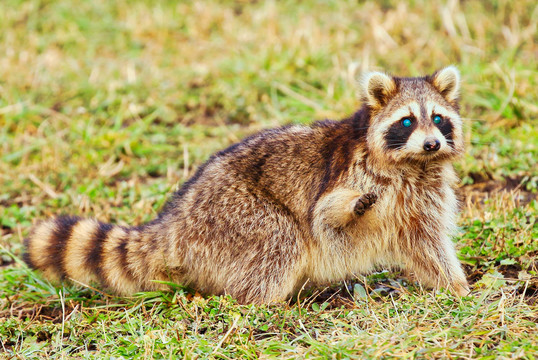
[23,216,169,295]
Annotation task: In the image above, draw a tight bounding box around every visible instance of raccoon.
[24,66,470,304]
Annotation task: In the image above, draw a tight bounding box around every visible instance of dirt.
[460,174,537,206]
[498,263,523,279]
[0,303,74,323]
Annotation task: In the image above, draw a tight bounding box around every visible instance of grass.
[1,0,537,358]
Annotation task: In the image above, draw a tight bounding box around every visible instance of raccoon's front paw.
[354,193,377,216]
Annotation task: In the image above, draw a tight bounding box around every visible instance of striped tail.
[23,216,169,295]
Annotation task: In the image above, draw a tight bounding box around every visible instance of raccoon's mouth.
[412,151,455,163]
[422,149,443,156]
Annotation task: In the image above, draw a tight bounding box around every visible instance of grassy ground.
[1,0,537,358]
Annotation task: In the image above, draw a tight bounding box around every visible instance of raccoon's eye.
[433,115,443,124]
[402,118,412,127]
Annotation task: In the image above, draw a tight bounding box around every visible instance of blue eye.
[433,115,442,124]
[402,118,412,127]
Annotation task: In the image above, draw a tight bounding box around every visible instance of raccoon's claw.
[354,193,377,216]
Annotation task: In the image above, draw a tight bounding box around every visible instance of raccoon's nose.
[423,138,441,152]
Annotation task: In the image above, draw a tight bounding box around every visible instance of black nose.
[423,139,441,152]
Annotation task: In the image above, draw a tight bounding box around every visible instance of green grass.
[1,0,537,358]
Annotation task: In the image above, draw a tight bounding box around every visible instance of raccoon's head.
[359,67,463,165]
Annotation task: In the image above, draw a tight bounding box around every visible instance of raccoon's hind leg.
[314,188,377,228]
[180,184,308,304]
[223,204,308,304]
[217,215,306,304]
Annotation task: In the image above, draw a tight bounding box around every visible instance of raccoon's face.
[360,67,463,165]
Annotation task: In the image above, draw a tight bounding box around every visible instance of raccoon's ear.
[431,66,460,103]
[358,72,397,110]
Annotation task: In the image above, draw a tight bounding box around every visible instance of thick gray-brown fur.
[24,67,470,303]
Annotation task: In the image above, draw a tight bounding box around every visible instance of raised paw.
[354,193,378,216]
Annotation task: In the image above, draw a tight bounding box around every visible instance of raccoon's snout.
[423,138,441,152]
